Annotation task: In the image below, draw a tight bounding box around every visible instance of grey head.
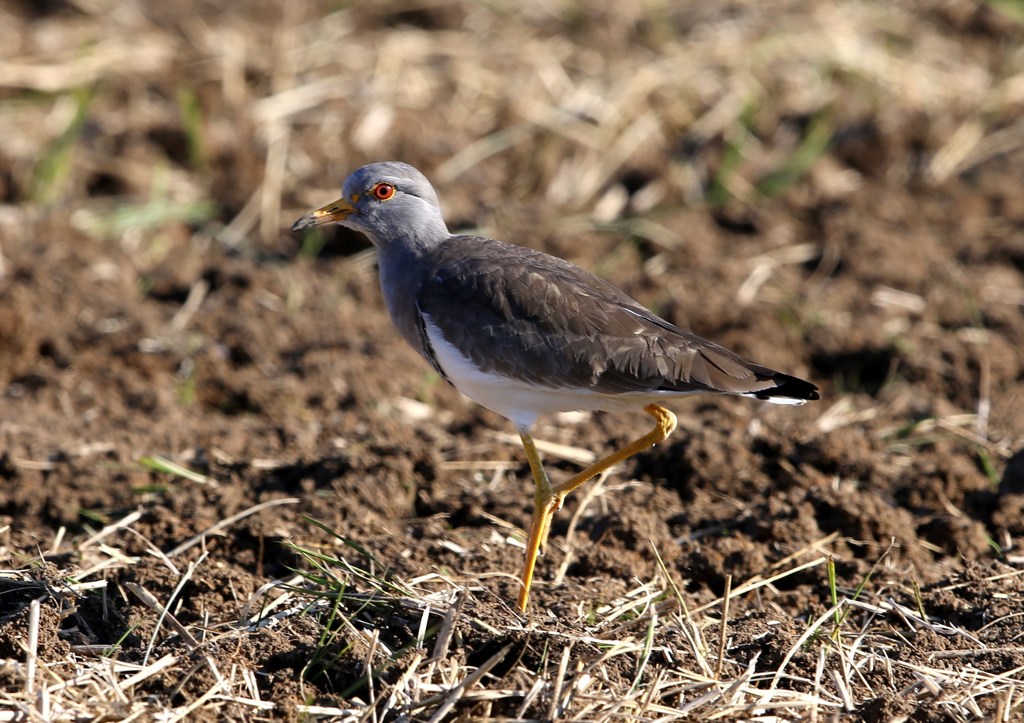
[291,161,450,253]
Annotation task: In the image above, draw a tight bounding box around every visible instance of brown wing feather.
[417,236,818,401]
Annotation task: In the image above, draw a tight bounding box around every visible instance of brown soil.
[1,1,1023,720]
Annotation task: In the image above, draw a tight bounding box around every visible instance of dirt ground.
[2,0,1024,720]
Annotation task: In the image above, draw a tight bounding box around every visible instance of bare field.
[2,1,1024,720]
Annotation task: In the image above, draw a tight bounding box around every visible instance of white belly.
[422,314,680,429]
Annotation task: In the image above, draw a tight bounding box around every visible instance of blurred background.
[3,0,1024,570]
[2,0,1024,534]
[4,0,1024,440]
[3,0,1021,257]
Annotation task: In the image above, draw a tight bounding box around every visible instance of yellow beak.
[291,196,356,232]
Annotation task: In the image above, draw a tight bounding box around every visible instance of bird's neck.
[365,207,449,259]
[375,234,445,353]
[373,222,447,271]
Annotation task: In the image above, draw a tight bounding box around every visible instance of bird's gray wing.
[417,236,815,400]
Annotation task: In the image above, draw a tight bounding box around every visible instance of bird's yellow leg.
[517,429,559,612]
[552,404,677,499]
[514,404,677,612]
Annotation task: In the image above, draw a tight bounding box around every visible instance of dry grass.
[3,520,1022,720]
[2,0,1024,720]
[3,0,1019,249]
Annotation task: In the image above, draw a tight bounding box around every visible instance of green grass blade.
[32,85,94,205]
[138,455,211,484]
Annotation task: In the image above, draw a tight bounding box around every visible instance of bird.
[292,161,819,612]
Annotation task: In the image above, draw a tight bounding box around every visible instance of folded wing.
[417,236,819,403]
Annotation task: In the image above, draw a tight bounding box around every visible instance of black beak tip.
[291,215,314,233]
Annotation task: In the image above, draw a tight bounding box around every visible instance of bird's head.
[292,161,448,249]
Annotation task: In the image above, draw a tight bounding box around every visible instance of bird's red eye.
[371,182,395,201]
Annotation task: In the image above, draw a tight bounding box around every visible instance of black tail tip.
[759,373,820,402]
